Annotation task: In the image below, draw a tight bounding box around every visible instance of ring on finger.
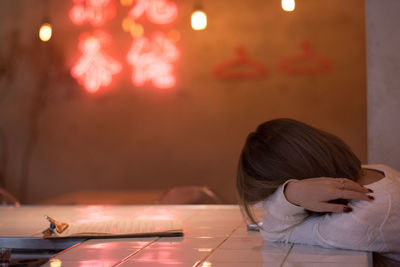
[339,179,345,190]
[339,179,345,198]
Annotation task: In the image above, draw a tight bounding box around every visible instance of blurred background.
[0,0,367,204]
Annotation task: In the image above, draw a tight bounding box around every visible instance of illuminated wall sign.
[70,0,180,93]
[278,41,332,75]
[127,0,179,89]
[127,32,179,88]
[70,0,116,26]
[129,0,178,24]
[213,46,267,79]
[71,32,122,93]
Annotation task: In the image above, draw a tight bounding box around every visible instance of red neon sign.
[213,46,267,79]
[126,32,179,88]
[129,0,178,24]
[69,0,180,92]
[71,32,122,93]
[70,0,116,26]
[278,41,332,75]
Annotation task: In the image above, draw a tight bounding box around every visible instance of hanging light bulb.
[282,0,295,12]
[39,22,52,42]
[191,10,207,30]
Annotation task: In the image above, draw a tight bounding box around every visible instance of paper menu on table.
[48,219,183,238]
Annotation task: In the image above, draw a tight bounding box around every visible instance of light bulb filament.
[191,10,207,30]
[39,23,52,42]
[282,0,295,12]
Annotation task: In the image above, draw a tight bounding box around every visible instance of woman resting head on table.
[237,118,400,264]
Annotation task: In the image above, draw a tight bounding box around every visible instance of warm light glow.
[127,32,179,89]
[120,0,133,6]
[71,32,122,93]
[135,251,184,264]
[78,260,114,267]
[76,206,115,223]
[193,261,212,267]
[197,248,212,252]
[39,23,52,42]
[86,241,148,249]
[129,0,178,24]
[122,17,135,32]
[49,259,62,267]
[282,0,295,12]
[168,30,181,42]
[130,23,144,37]
[191,10,207,30]
[69,0,116,26]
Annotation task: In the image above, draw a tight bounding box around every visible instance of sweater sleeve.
[261,181,387,252]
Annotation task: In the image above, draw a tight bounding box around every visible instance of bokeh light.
[39,23,52,42]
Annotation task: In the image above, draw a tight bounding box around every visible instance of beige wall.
[0,0,366,203]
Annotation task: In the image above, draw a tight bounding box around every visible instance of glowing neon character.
[69,0,116,26]
[71,32,122,93]
[129,0,178,24]
[126,32,179,88]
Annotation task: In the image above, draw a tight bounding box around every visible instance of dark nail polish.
[368,195,375,200]
[343,207,353,213]
[368,189,374,193]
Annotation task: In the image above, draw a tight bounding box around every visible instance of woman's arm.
[261,178,381,251]
[284,178,372,212]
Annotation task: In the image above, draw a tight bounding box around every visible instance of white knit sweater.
[260,164,400,262]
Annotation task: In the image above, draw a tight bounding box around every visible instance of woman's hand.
[284,178,374,213]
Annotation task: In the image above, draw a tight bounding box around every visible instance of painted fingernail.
[368,195,375,200]
[343,207,353,213]
[368,189,374,193]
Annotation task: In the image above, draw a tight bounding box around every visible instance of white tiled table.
[0,205,371,266]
